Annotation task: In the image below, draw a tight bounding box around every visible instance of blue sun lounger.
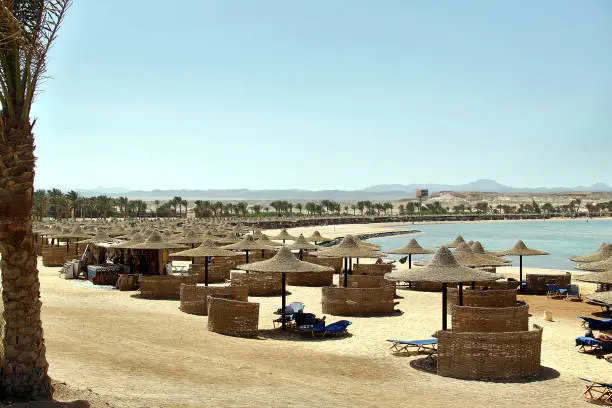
[297,320,352,337]
[576,336,612,355]
[578,316,612,330]
[387,338,438,357]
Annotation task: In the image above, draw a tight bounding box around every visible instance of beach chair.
[387,338,438,360]
[580,378,612,403]
[578,316,612,330]
[546,284,565,298]
[565,284,582,301]
[272,303,304,328]
[288,302,305,313]
[297,320,351,337]
[576,336,612,355]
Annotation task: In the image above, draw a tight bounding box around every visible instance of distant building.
[415,189,429,198]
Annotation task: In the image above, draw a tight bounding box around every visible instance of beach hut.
[492,240,548,291]
[384,246,499,330]
[169,239,236,286]
[237,246,333,330]
[132,231,188,275]
[315,235,380,287]
[385,238,434,269]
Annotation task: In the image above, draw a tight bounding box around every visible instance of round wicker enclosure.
[303,254,343,273]
[230,271,282,296]
[285,271,333,286]
[321,286,396,316]
[207,296,259,338]
[189,263,230,284]
[437,325,543,380]
[451,304,529,332]
[525,273,571,294]
[352,263,393,276]
[347,275,391,288]
[410,281,444,292]
[447,289,517,308]
[179,284,248,315]
[139,275,198,299]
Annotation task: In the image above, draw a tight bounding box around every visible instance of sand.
[17,222,612,407]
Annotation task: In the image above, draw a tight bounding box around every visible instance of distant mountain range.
[68,179,612,201]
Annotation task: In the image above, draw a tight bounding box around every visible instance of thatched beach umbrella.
[577,270,612,287]
[306,230,333,244]
[385,238,434,269]
[221,235,276,263]
[315,235,381,287]
[79,230,117,245]
[575,257,612,272]
[169,239,236,286]
[215,232,240,245]
[585,291,612,313]
[492,240,548,291]
[55,225,92,254]
[453,242,509,268]
[570,244,612,263]
[133,231,188,251]
[287,234,319,260]
[237,246,333,330]
[384,246,499,330]
[271,228,297,244]
[441,235,466,249]
[112,233,145,249]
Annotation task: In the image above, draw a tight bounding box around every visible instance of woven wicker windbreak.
[525,272,571,294]
[314,235,381,258]
[437,325,543,380]
[384,247,499,283]
[451,304,529,333]
[352,263,392,276]
[207,296,259,338]
[574,256,612,272]
[322,286,396,316]
[347,275,395,289]
[447,288,518,308]
[180,284,248,316]
[385,238,434,255]
[189,263,231,283]
[570,243,611,262]
[139,275,198,299]
[42,246,71,266]
[303,254,344,273]
[285,271,334,286]
[230,271,283,296]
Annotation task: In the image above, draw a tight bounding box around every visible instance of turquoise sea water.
[368,219,612,271]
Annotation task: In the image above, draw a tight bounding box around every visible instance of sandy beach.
[25,223,609,407]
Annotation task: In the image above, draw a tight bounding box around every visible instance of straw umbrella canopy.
[258,234,283,247]
[453,242,510,268]
[586,291,612,312]
[215,232,240,245]
[385,238,434,269]
[221,235,277,263]
[354,236,381,251]
[169,239,236,286]
[132,231,188,250]
[577,270,612,286]
[315,235,381,287]
[441,235,466,248]
[570,244,612,263]
[491,240,548,291]
[384,246,499,330]
[306,230,333,244]
[271,228,297,243]
[237,246,333,330]
[172,230,203,246]
[575,257,612,272]
[287,234,320,259]
[54,225,92,254]
[108,226,128,238]
[79,230,117,245]
[112,233,146,249]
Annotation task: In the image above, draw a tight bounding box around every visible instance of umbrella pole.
[442,283,448,330]
[356,258,359,265]
[471,281,476,290]
[458,282,463,306]
[261,249,264,259]
[409,254,412,269]
[299,250,303,261]
[281,272,287,331]
[349,258,352,275]
[245,250,249,264]
[204,257,209,287]
[519,255,523,292]
[343,258,348,288]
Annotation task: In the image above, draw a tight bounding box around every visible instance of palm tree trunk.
[0,122,52,398]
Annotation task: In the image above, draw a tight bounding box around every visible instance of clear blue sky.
[32,0,612,191]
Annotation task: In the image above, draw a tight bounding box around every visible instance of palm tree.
[0,1,71,398]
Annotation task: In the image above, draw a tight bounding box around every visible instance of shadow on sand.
[409,356,561,383]
[257,328,353,342]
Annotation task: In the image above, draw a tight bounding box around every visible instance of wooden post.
[281,272,287,331]
[458,282,464,306]
[442,283,448,330]
[409,254,412,269]
[204,256,209,287]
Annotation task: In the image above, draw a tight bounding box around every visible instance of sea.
[367,219,612,271]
